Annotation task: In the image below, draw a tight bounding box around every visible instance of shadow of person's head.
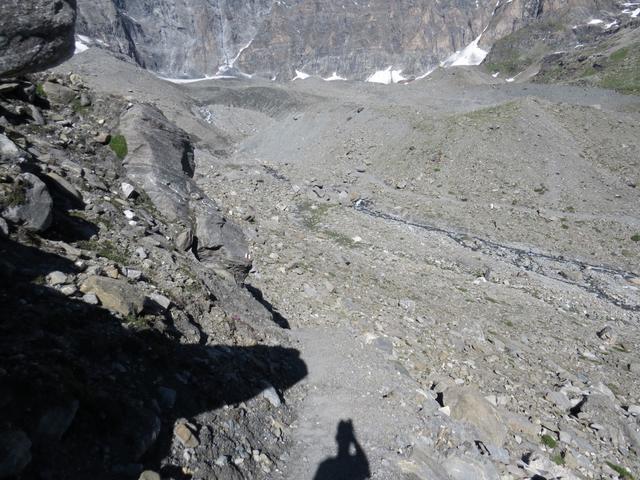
[314,419,371,480]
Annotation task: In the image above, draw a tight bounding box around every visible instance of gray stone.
[60,285,77,296]
[443,455,499,480]
[79,93,91,107]
[94,132,111,145]
[47,271,67,287]
[0,217,8,236]
[82,293,99,305]
[0,430,31,478]
[139,471,161,480]
[0,133,20,159]
[174,423,199,448]
[28,104,45,126]
[546,391,572,411]
[46,172,83,203]
[443,386,508,446]
[175,228,193,251]
[121,182,137,199]
[149,292,171,310]
[260,384,282,407]
[2,173,53,232]
[126,268,143,281]
[42,82,77,104]
[80,276,146,316]
[0,0,76,77]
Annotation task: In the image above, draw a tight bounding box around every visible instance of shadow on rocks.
[245,284,291,329]
[313,419,371,480]
[0,236,307,479]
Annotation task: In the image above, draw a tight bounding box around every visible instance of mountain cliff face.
[76,0,621,80]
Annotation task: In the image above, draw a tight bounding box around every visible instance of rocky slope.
[2,1,640,479]
[76,0,626,80]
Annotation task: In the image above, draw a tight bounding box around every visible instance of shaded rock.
[0,218,8,236]
[0,0,76,77]
[157,387,176,410]
[80,276,145,316]
[2,173,53,232]
[0,430,31,478]
[46,172,83,204]
[443,386,508,446]
[35,400,79,441]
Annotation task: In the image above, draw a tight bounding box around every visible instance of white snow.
[323,72,346,81]
[441,35,488,67]
[158,75,220,84]
[293,70,310,81]
[588,19,604,25]
[74,35,90,54]
[492,72,500,78]
[415,68,436,80]
[366,67,407,84]
[74,40,89,54]
[228,40,253,68]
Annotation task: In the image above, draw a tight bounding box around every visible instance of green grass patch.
[541,434,557,449]
[78,239,129,265]
[109,134,128,160]
[35,83,47,98]
[631,234,640,242]
[551,453,565,466]
[605,462,634,479]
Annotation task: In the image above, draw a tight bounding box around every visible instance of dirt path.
[278,326,424,480]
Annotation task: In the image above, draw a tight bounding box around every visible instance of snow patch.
[441,35,488,67]
[293,70,310,81]
[366,67,406,85]
[323,72,346,81]
[415,68,436,80]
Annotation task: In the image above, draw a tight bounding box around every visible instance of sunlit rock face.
[76,0,616,80]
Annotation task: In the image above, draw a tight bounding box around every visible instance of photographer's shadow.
[314,419,371,480]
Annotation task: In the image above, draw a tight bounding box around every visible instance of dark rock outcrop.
[0,0,77,78]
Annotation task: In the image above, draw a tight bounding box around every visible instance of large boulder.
[442,386,508,447]
[1,173,53,232]
[0,0,77,78]
[119,104,251,283]
[80,276,146,317]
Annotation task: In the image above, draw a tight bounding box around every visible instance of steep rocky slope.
[76,0,625,80]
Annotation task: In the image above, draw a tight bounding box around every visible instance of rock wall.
[76,0,620,80]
